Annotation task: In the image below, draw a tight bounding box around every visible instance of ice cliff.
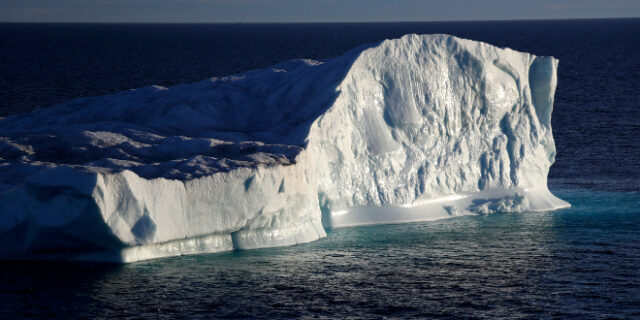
[0,34,569,262]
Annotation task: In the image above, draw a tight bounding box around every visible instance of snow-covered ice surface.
[0,34,569,262]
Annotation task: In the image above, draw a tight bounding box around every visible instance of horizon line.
[1,16,639,24]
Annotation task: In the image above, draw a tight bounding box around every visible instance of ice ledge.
[1,219,325,263]
[1,189,567,263]
[324,187,570,229]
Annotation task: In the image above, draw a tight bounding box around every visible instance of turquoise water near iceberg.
[1,188,638,319]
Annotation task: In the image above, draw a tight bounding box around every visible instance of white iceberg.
[0,34,569,262]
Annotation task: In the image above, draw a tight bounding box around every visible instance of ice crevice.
[0,34,569,262]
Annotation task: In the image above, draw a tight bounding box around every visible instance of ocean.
[0,19,639,318]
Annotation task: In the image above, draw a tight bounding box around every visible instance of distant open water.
[0,19,639,319]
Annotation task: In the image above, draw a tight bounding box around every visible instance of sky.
[1,0,639,23]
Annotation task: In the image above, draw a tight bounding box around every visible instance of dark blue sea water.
[1,19,639,318]
[1,189,639,319]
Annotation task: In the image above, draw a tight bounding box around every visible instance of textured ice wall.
[0,34,568,262]
[311,35,567,224]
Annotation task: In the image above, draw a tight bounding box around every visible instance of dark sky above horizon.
[1,0,639,23]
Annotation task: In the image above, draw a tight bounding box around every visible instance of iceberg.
[0,34,569,262]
